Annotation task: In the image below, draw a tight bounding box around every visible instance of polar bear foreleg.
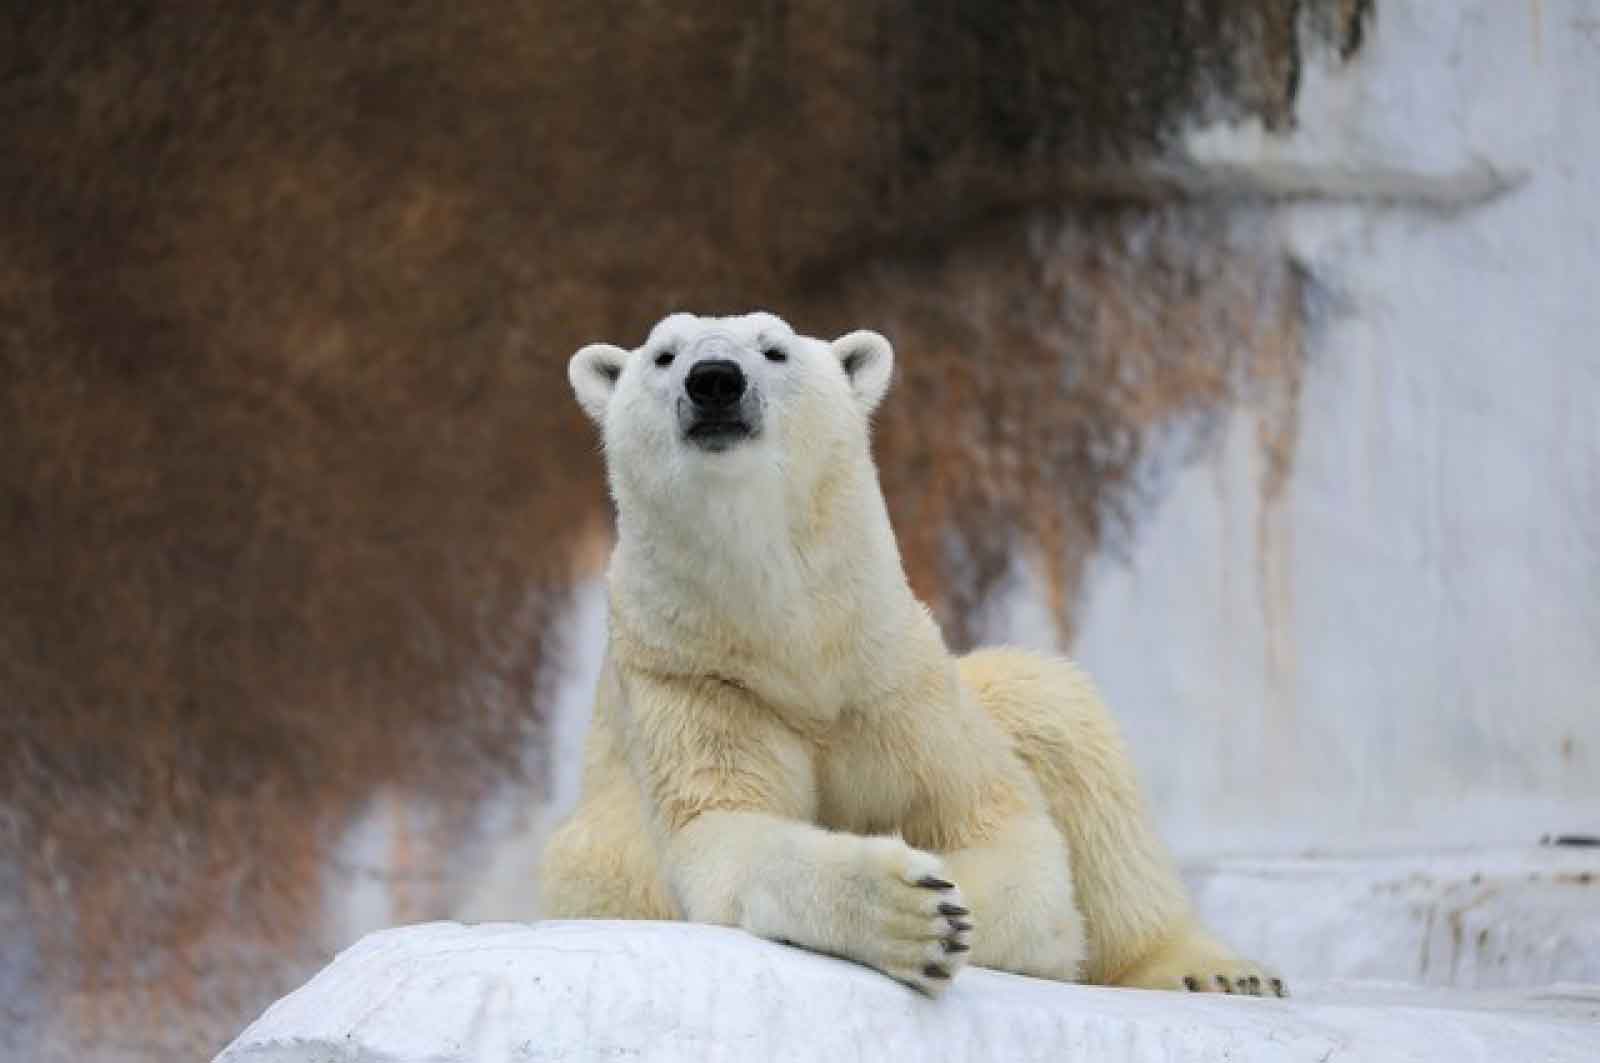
[626,669,973,995]
[666,811,975,994]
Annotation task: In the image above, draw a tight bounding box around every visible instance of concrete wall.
[1064,0,1600,856]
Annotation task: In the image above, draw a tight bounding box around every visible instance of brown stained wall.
[0,1,1346,1058]
[798,207,1306,651]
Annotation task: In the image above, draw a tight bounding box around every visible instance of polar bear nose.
[684,360,747,410]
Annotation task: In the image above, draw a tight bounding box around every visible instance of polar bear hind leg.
[959,647,1288,996]
[538,717,677,921]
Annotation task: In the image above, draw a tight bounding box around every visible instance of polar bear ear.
[569,343,629,424]
[831,330,895,413]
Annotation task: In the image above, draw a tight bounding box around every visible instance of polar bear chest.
[812,719,921,835]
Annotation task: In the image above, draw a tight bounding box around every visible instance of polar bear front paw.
[850,837,974,995]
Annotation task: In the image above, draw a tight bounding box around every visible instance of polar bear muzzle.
[679,357,759,451]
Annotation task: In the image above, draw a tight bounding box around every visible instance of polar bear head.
[568,312,894,508]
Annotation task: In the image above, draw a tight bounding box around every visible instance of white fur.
[544,312,1282,998]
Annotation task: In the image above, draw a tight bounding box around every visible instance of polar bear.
[542,311,1283,997]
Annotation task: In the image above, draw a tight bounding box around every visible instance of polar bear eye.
[654,349,676,368]
[762,345,787,363]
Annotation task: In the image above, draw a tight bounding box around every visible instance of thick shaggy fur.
[543,311,1280,996]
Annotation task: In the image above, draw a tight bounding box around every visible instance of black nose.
[684,359,746,410]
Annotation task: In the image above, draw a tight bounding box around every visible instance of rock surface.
[216,921,1600,1063]
[1188,847,1600,990]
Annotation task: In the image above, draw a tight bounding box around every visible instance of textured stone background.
[19,1,1570,1059]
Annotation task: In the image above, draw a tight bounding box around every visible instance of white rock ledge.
[215,921,1600,1063]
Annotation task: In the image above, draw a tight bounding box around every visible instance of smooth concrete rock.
[215,921,1600,1063]
[1189,847,1600,990]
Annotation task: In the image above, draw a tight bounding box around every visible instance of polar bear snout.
[685,359,746,410]
[679,357,761,451]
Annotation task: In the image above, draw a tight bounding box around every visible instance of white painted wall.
[1072,0,1600,857]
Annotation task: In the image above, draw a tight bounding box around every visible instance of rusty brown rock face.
[0,1,1344,1057]
[797,206,1306,651]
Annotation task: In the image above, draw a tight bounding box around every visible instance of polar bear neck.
[606,442,933,722]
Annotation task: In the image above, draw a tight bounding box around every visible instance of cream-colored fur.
[543,311,1282,997]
